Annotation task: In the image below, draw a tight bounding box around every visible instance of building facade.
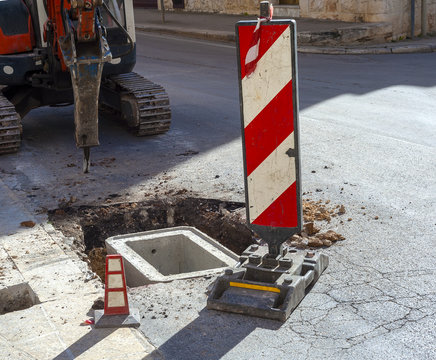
[157,0,436,39]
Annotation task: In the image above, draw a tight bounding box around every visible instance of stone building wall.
[298,0,436,39]
[427,0,436,34]
[160,0,436,38]
[161,0,260,14]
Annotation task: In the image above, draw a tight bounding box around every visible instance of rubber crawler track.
[104,72,171,136]
[0,91,21,155]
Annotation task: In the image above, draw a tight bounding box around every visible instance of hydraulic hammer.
[55,0,111,172]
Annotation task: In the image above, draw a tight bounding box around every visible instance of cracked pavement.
[129,247,436,360]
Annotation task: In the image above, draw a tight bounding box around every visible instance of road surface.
[0,32,435,359]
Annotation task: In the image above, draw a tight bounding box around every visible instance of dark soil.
[49,197,254,279]
[48,196,346,281]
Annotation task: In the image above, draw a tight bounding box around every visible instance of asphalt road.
[1,33,435,211]
[0,32,435,359]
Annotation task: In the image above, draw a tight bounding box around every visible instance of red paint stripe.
[252,182,298,227]
[238,24,288,80]
[244,80,294,176]
[245,59,257,78]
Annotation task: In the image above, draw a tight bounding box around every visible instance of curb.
[135,25,236,43]
[135,26,436,55]
[299,43,436,55]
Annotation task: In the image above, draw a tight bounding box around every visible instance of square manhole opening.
[106,226,239,286]
[126,234,230,276]
[0,283,40,315]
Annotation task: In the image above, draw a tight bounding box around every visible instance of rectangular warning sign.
[236,20,302,242]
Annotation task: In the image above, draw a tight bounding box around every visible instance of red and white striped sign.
[237,20,301,232]
[104,254,130,315]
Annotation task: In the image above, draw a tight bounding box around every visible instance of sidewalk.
[0,179,159,359]
[134,9,436,55]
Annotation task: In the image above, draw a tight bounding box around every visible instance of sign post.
[237,16,302,256]
[207,3,328,321]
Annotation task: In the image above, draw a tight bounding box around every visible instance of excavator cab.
[0,0,171,171]
[0,0,35,55]
[101,0,126,26]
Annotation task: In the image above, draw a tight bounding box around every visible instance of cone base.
[94,308,140,328]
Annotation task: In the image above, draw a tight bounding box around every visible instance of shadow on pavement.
[52,328,116,360]
[143,308,282,360]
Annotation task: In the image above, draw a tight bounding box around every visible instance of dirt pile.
[288,226,345,248]
[286,200,346,249]
[303,199,345,222]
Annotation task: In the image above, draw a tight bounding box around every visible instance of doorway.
[279,0,299,4]
[172,0,184,9]
[133,0,157,8]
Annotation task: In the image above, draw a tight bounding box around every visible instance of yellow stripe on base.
[229,282,280,293]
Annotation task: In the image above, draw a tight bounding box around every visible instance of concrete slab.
[51,327,158,360]
[0,335,35,359]
[106,227,238,286]
[0,187,159,359]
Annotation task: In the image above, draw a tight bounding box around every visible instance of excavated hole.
[49,197,254,281]
[0,283,40,315]
[49,196,346,282]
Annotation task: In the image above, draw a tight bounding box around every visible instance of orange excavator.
[0,0,171,172]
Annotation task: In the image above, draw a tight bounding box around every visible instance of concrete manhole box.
[106,226,239,286]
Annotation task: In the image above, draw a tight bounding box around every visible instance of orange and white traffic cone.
[94,254,140,328]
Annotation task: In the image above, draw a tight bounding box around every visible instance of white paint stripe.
[108,273,124,289]
[245,39,260,65]
[247,132,296,222]
[108,258,122,272]
[242,27,292,127]
[108,291,126,307]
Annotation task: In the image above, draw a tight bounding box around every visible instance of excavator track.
[0,90,21,155]
[102,72,171,136]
